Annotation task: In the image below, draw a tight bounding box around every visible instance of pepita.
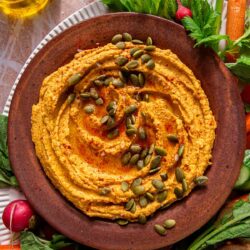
[68,73,82,86]
[137,160,145,170]
[116,41,126,49]
[138,73,145,87]
[123,32,132,41]
[100,115,110,124]
[154,224,167,236]
[95,98,104,105]
[94,79,104,86]
[146,59,155,69]
[99,187,111,195]
[129,154,140,165]
[117,219,129,226]
[145,192,155,201]
[132,185,145,196]
[121,152,132,165]
[130,74,139,86]
[144,45,156,51]
[182,179,188,193]
[104,77,114,86]
[133,50,144,59]
[115,56,129,66]
[84,104,95,114]
[132,39,144,44]
[131,178,142,188]
[194,176,208,186]
[160,173,168,181]
[130,47,140,56]
[130,201,136,213]
[106,101,117,111]
[155,147,167,156]
[150,155,162,169]
[149,167,161,174]
[112,34,122,44]
[139,196,148,207]
[125,104,138,115]
[178,144,185,157]
[119,71,127,83]
[126,60,139,70]
[174,187,183,198]
[157,190,167,202]
[140,148,149,159]
[146,37,153,46]
[90,88,99,99]
[126,128,137,136]
[80,92,91,99]
[141,54,151,64]
[121,181,129,192]
[144,154,152,165]
[125,198,135,211]
[163,219,176,229]
[112,78,124,88]
[108,108,116,116]
[175,167,185,183]
[148,143,155,154]
[130,144,142,153]
[167,134,179,143]
[130,114,136,124]
[126,117,132,128]
[106,116,115,128]
[138,214,147,224]
[152,179,165,191]
[67,93,75,104]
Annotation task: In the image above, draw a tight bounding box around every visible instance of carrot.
[226,0,247,41]
[0,246,20,250]
[246,113,250,148]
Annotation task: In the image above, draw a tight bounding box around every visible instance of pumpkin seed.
[104,77,114,86]
[137,160,144,170]
[68,73,82,86]
[175,167,185,183]
[100,115,110,124]
[130,114,136,124]
[129,154,140,165]
[146,192,155,201]
[138,127,147,140]
[163,219,176,229]
[126,128,137,136]
[146,59,155,69]
[155,147,167,156]
[178,144,185,157]
[146,37,153,45]
[150,156,162,169]
[132,185,145,196]
[106,101,116,111]
[115,56,128,66]
[94,79,104,86]
[67,93,75,104]
[130,74,139,86]
[112,78,124,88]
[148,143,155,154]
[141,54,151,64]
[144,45,156,51]
[125,198,135,211]
[160,173,168,181]
[90,88,98,99]
[154,224,167,236]
[121,152,132,165]
[144,154,152,165]
[174,187,183,198]
[139,196,148,207]
[138,73,145,87]
[133,50,144,59]
[125,104,138,115]
[119,71,127,83]
[194,176,208,186]
[95,98,104,105]
[157,190,167,202]
[126,60,139,70]
[107,128,119,139]
[121,181,129,192]
[84,104,95,114]
[99,187,111,195]
[182,179,188,193]
[130,47,140,56]
[116,41,126,49]
[132,39,144,44]
[152,179,165,191]
[117,219,129,226]
[108,108,116,116]
[112,34,122,44]
[126,117,132,128]
[143,94,149,102]
[123,32,132,41]
[138,214,147,224]
[107,117,115,128]
[80,92,91,99]
[167,134,179,143]
[140,148,148,159]
[130,144,142,153]
[149,167,161,174]
[95,74,106,81]
[130,202,136,213]
[131,178,142,188]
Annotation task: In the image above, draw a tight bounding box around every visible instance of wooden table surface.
[0,0,94,113]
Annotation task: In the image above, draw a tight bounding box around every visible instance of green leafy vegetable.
[20,231,73,250]
[102,0,177,19]
[0,114,18,187]
[187,197,250,250]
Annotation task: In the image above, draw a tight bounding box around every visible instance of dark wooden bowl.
[8,13,245,250]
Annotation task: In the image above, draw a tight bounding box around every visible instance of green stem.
[214,0,224,35]
[188,212,250,250]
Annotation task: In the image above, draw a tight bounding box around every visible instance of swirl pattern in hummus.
[31,39,216,222]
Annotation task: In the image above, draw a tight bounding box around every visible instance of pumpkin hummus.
[31,36,216,222]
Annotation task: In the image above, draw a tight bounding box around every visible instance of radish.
[2,200,35,232]
[175,0,192,21]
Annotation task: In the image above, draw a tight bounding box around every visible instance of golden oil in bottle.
[0,0,49,18]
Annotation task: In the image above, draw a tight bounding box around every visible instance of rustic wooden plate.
[8,13,245,250]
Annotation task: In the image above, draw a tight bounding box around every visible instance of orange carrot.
[246,113,250,133]
[0,246,20,250]
[226,0,247,41]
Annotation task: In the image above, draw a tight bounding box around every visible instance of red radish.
[175,0,192,21]
[2,200,34,232]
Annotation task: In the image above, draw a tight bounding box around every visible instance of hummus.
[31,36,216,222]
